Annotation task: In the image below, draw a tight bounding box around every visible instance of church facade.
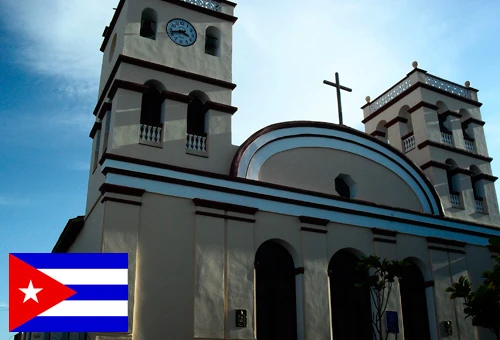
[29,0,500,340]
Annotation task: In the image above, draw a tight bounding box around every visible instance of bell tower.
[87,0,238,214]
[361,61,499,226]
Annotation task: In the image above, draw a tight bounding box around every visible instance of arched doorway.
[255,241,297,340]
[400,261,431,340]
[329,250,372,340]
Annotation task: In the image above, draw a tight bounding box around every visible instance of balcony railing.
[187,133,207,152]
[475,198,484,213]
[370,77,412,113]
[425,74,471,99]
[450,194,461,208]
[181,0,221,12]
[465,139,475,152]
[140,124,162,144]
[402,134,415,153]
[441,132,453,146]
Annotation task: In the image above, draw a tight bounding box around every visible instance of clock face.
[166,19,197,47]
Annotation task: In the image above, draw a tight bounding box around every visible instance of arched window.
[398,106,413,135]
[399,260,431,340]
[375,120,389,143]
[460,109,476,152]
[140,8,157,40]
[470,165,486,212]
[205,26,221,56]
[446,159,461,208]
[141,80,165,126]
[329,250,372,340]
[255,241,297,340]
[187,91,210,136]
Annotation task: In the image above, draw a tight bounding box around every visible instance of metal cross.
[323,72,352,125]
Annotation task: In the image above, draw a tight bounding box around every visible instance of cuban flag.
[9,253,128,332]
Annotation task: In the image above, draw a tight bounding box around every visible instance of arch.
[255,240,297,340]
[436,101,448,114]
[398,105,412,135]
[400,259,431,340]
[109,33,117,63]
[140,8,157,40]
[376,120,389,143]
[470,165,485,199]
[187,90,210,136]
[141,80,165,126]
[205,26,221,56]
[329,249,372,340]
[445,159,460,194]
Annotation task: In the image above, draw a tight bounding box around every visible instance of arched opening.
[255,241,297,340]
[436,101,448,114]
[375,120,388,143]
[446,159,461,208]
[460,109,475,152]
[205,26,221,56]
[329,249,372,340]
[400,260,431,340]
[399,106,414,153]
[470,165,486,212]
[140,8,157,40]
[141,80,165,127]
[187,90,210,136]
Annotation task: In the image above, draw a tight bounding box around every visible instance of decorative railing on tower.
[441,132,453,146]
[464,138,475,153]
[475,198,484,213]
[369,78,412,113]
[181,0,221,12]
[424,74,471,99]
[187,133,207,152]
[140,124,162,144]
[450,194,461,208]
[402,134,415,153]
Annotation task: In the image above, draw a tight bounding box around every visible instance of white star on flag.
[19,280,43,303]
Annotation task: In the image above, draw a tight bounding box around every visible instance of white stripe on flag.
[39,269,128,285]
[39,300,128,317]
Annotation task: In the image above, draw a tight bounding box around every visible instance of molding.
[440,110,462,119]
[372,228,398,237]
[370,130,386,137]
[373,237,397,244]
[428,245,466,254]
[100,0,125,52]
[193,198,258,215]
[408,101,439,114]
[401,131,414,140]
[108,80,149,100]
[424,280,435,288]
[97,102,112,120]
[463,117,486,127]
[298,216,329,226]
[427,237,466,248]
[474,173,498,182]
[420,161,450,171]
[300,227,328,234]
[101,197,142,206]
[162,90,190,103]
[417,140,493,162]
[450,167,474,176]
[294,267,305,275]
[52,216,85,253]
[161,90,238,114]
[206,101,238,114]
[195,211,255,223]
[384,116,408,128]
[89,122,102,139]
[220,0,237,6]
[99,183,145,197]
[161,0,238,23]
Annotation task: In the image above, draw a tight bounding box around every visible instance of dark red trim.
[408,101,439,114]
[52,216,85,253]
[101,197,142,206]
[99,183,145,197]
[162,90,190,103]
[89,122,102,139]
[420,161,449,171]
[206,101,238,114]
[420,82,482,107]
[195,211,255,223]
[374,237,397,244]
[384,116,408,128]
[161,0,238,23]
[370,130,386,137]
[100,0,125,52]
[300,227,328,234]
[417,140,493,162]
[372,228,397,237]
[108,80,149,100]
[428,246,466,254]
[463,117,485,127]
[427,237,466,248]
[193,198,258,215]
[450,167,474,176]
[294,267,305,275]
[440,110,462,119]
[299,216,329,226]
[220,0,237,6]
[229,121,443,215]
[97,102,112,120]
[474,173,498,182]
[401,131,414,140]
[424,280,435,288]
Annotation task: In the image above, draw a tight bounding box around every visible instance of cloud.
[0,196,33,207]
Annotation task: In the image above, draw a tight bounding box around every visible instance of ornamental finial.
[412,61,418,69]
[464,81,471,88]
[365,96,371,103]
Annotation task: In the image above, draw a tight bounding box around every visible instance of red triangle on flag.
[9,254,76,331]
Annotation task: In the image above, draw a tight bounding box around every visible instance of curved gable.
[231,121,442,215]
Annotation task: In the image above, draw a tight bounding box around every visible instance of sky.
[1,0,499,337]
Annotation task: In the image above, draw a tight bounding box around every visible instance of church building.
[26,0,500,339]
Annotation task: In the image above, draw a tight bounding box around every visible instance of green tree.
[355,255,409,340]
[446,237,500,340]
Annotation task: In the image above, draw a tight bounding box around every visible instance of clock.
[166,18,197,47]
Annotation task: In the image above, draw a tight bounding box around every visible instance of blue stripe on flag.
[11,253,128,269]
[66,285,128,300]
[12,316,128,332]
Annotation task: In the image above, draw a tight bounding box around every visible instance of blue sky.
[1,0,500,337]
